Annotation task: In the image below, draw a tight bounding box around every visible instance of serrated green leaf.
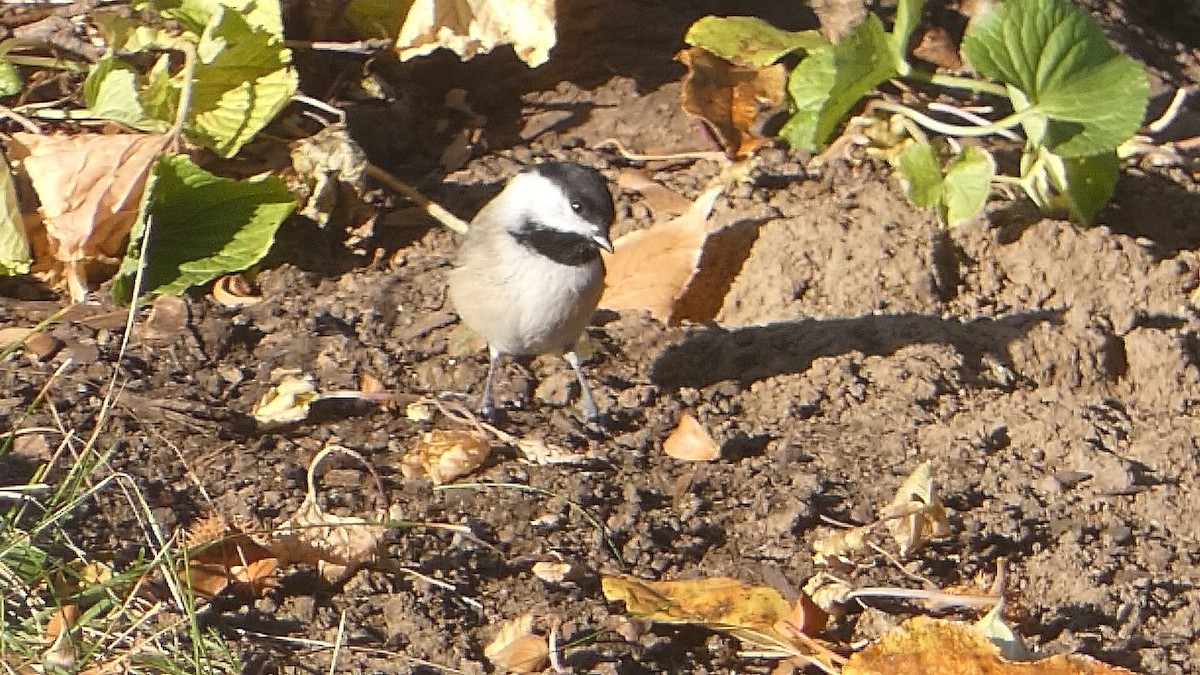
[893,142,994,227]
[685,16,828,67]
[890,0,926,74]
[113,154,295,301]
[1048,150,1118,224]
[779,14,897,151]
[0,57,21,97]
[961,0,1148,156]
[0,153,30,276]
[941,145,995,227]
[142,54,179,122]
[184,7,297,157]
[83,57,171,132]
[151,0,284,39]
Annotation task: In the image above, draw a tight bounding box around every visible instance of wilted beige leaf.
[401,429,492,484]
[882,461,952,557]
[663,413,720,461]
[396,0,555,67]
[9,132,170,301]
[484,613,549,674]
[844,616,1136,675]
[183,515,278,599]
[252,376,319,426]
[600,183,722,323]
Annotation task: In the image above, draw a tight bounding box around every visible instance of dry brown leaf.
[663,413,720,461]
[183,515,278,599]
[212,274,263,308]
[912,25,964,71]
[616,169,694,217]
[844,616,1136,675]
[678,47,787,158]
[252,375,320,426]
[531,561,578,584]
[400,429,492,484]
[602,575,829,658]
[882,461,952,557]
[44,604,79,641]
[272,446,390,583]
[484,613,550,673]
[599,183,722,323]
[9,133,170,302]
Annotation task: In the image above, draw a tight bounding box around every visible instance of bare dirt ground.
[4,0,1200,673]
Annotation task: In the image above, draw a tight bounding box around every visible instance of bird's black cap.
[528,162,615,232]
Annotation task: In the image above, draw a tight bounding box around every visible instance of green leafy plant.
[685,0,1149,225]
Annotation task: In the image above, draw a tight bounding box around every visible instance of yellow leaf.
[602,575,792,633]
[844,616,1136,675]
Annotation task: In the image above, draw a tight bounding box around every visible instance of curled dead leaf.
[183,515,278,599]
[273,446,390,583]
[882,461,952,557]
[663,413,720,461]
[9,132,170,302]
[212,274,263,308]
[252,376,319,426]
[678,47,787,158]
[484,613,550,674]
[401,429,492,484]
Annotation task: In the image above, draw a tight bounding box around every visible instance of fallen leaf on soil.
[212,274,263,308]
[803,573,855,614]
[516,436,597,465]
[289,125,368,228]
[531,561,578,584]
[9,132,170,302]
[663,413,720,461]
[401,429,492,484]
[616,169,694,217]
[843,616,1136,675]
[484,613,550,673]
[183,515,278,599]
[44,604,79,642]
[882,461,952,556]
[252,375,319,426]
[273,446,390,583]
[678,47,787,158]
[602,575,828,658]
[912,25,964,71]
[599,182,723,324]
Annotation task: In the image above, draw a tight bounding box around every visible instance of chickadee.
[448,161,615,420]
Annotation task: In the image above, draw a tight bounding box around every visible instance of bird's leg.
[563,350,599,420]
[480,346,501,420]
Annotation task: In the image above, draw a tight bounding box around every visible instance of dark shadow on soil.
[1101,171,1200,256]
[648,311,1061,389]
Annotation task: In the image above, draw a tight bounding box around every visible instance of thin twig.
[1147,87,1190,134]
[595,137,729,163]
[365,163,469,234]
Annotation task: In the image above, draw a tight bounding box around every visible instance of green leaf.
[0,154,30,276]
[0,57,21,97]
[1048,150,1118,224]
[941,145,995,227]
[894,141,942,208]
[890,0,926,74]
[185,6,297,157]
[961,0,1148,156]
[685,16,828,67]
[344,0,416,40]
[893,142,995,227]
[780,14,898,151]
[113,154,295,300]
[151,0,285,39]
[83,57,171,132]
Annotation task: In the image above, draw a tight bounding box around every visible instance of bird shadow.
[646,310,1062,390]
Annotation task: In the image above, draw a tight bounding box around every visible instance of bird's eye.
[570,202,583,213]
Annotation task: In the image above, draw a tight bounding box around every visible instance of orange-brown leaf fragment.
[184,516,278,599]
[484,613,549,674]
[600,183,722,324]
[663,413,720,461]
[9,132,170,301]
[678,47,787,158]
[602,575,792,634]
[844,616,1136,675]
[401,429,492,484]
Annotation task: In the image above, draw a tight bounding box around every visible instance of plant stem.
[870,100,1031,139]
[908,70,1009,98]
